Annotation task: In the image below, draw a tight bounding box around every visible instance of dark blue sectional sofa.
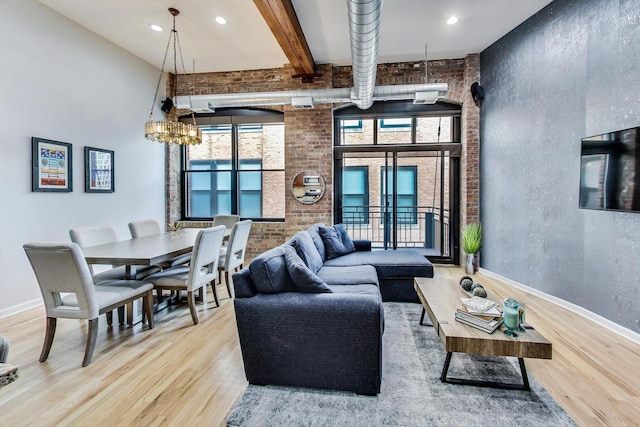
[232,223,434,395]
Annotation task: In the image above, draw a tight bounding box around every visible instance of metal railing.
[341,205,450,256]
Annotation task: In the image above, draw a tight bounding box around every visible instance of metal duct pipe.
[176,88,352,109]
[373,83,448,100]
[175,83,448,109]
[348,0,383,110]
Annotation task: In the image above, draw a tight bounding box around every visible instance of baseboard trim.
[0,299,42,320]
[479,268,640,346]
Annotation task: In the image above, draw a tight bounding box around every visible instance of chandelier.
[145,8,202,145]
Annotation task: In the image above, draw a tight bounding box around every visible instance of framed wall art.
[84,146,114,193]
[31,137,73,192]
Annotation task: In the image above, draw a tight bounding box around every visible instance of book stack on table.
[455,296,503,334]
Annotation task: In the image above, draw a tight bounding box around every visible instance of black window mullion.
[411,117,417,143]
[373,118,378,144]
[211,161,218,216]
[231,125,239,215]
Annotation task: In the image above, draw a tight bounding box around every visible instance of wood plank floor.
[0,267,638,426]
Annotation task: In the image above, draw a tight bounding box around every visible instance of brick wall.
[166,57,480,264]
[462,54,481,263]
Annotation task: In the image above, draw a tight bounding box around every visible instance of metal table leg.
[440,352,532,391]
[419,308,432,327]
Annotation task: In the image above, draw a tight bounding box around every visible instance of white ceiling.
[37,0,553,74]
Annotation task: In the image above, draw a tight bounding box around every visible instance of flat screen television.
[579,126,640,212]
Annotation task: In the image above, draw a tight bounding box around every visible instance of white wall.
[0,0,166,315]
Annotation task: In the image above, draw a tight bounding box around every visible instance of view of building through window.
[183,122,285,220]
[336,114,458,259]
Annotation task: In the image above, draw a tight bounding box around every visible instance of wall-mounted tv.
[579,126,640,212]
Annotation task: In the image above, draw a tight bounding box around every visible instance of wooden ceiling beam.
[253,0,317,81]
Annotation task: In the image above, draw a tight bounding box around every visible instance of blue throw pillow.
[249,246,297,293]
[283,246,332,293]
[290,231,323,273]
[318,224,356,260]
[308,223,327,260]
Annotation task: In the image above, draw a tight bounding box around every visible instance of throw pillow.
[283,246,332,293]
[308,223,327,261]
[248,246,297,293]
[318,223,356,260]
[290,231,323,273]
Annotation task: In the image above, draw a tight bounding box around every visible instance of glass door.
[336,147,457,261]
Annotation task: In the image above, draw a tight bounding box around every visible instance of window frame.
[333,100,462,265]
[180,109,284,222]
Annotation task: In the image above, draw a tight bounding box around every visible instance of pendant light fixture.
[145,7,202,145]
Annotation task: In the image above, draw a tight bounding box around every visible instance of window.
[342,166,369,224]
[379,118,412,129]
[381,166,418,224]
[187,159,262,218]
[183,117,284,221]
[336,113,459,146]
[340,119,363,131]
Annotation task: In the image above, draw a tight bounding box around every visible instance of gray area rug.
[227,302,576,426]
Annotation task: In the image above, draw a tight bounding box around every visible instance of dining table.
[82,227,229,324]
[83,228,202,279]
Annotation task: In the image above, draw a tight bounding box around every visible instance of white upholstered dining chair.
[218,219,253,298]
[144,226,226,324]
[23,242,154,367]
[212,214,240,230]
[128,219,192,268]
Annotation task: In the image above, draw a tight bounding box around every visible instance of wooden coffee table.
[414,277,552,391]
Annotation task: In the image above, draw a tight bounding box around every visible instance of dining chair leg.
[225,271,233,298]
[218,270,222,286]
[195,287,204,303]
[117,306,125,325]
[211,280,220,307]
[82,318,99,367]
[39,317,57,363]
[144,290,154,329]
[106,311,113,326]
[187,291,199,325]
[126,302,134,326]
[156,288,164,304]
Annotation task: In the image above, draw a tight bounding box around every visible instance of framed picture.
[84,146,115,193]
[31,137,73,192]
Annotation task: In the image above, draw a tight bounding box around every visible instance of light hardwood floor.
[0,267,638,426]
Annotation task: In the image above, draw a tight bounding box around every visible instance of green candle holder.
[503,298,520,337]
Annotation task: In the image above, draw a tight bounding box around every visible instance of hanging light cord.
[148,17,174,120]
[174,25,198,125]
[148,11,196,120]
[144,8,202,145]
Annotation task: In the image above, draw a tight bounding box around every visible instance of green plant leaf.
[462,223,482,254]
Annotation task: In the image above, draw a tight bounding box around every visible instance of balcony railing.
[341,205,450,256]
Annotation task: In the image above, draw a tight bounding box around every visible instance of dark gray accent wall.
[480,0,640,333]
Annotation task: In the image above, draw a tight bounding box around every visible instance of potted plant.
[462,223,482,274]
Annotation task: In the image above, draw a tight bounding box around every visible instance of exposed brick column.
[284,106,333,236]
[462,54,481,263]
[166,143,181,224]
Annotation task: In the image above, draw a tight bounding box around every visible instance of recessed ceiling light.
[215,16,226,25]
[150,24,163,32]
[447,16,458,25]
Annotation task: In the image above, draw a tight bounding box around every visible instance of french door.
[335,146,459,263]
